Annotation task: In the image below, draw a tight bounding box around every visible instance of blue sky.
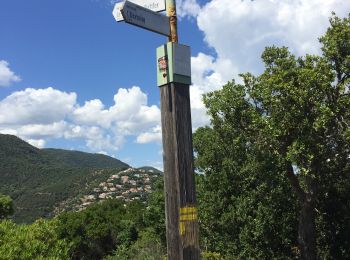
[1,0,349,169]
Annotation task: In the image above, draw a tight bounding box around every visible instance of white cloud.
[197,0,350,76]
[86,133,124,152]
[0,87,76,125]
[63,124,124,151]
[0,86,161,154]
[72,99,111,128]
[189,52,238,129]
[190,86,210,129]
[110,87,161,135]
[0,60,21,87]
[0,128,17,135]
[26,139,46,148]
[136,125,162,144]
[17,121,67,139]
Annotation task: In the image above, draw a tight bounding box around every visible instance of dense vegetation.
[0,179,166,260]
[0,219,70,259]
[0,134,129,223]
[194,13,350,259]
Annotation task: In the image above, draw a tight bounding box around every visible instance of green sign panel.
[156,42,191,87]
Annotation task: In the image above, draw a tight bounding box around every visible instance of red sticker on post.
[158,56,168,71]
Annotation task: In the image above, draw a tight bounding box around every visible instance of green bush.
[0,219,70,259]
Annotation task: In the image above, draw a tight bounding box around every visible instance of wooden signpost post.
[114,0,200,258]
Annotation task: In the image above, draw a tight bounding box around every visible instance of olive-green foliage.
[0,194,13,219]
[316,14,350,258]
[104,178,166,260]
[0,192,166,260]
[0,134,129,223]
[106,228,165,260]
[143,177,166,247]
[201,252,223,260]
[0,219,70,260]
[194,13,350,259]
[57,199,129,260]
[56,195,166,260]
[194,127,298,259]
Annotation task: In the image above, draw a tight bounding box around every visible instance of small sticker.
[158,56,168,71]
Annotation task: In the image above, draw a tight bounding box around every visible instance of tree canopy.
[194,13,350,259]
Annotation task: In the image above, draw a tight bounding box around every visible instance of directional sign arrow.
[113,0,166,22]
[121,0,170,36]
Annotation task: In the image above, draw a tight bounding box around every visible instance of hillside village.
[76,167,162,211]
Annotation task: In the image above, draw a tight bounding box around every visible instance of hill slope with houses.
[0,134,162,223]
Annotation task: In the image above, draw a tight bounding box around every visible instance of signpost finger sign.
[112,0,166,22]
[121,0,170,36]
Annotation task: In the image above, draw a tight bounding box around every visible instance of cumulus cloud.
[110,87,161,135]
[17,121,68,139]
[85,132,124,152]
[72,99,111,128]
[0,86,160,152]
[27,139,46,148]
[136,125,162,144]
[0,60,21,87]
[0,87,76,125]
[189,52,238,129]
[71,87,161,134]
[197,0,350,76]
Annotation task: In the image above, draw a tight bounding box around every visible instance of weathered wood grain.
[160,83,200,260]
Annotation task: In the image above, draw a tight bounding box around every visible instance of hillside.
[55,167,162,214]
[43,148,127,169]
[0,134,153,223]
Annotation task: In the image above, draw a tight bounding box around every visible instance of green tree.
[106,228,165,260]
[194,13,350,259]
[56,199,129,259]
[194,118,298,258]
[143,177,166,247]
[0,194,13,219]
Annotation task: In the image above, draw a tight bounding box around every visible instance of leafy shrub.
[0,219,70,259]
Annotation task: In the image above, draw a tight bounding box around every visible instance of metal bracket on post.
[166,0,178,43]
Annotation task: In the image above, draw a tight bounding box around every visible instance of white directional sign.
[113,0,165,22]
[121,0,170,36]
